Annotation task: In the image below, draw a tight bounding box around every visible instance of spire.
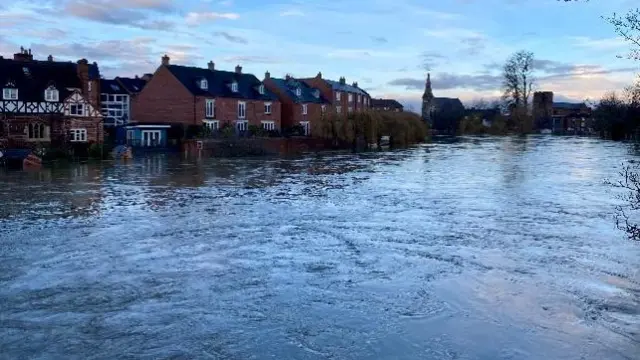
[422,73,433,100]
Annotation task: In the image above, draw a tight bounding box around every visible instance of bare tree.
[606,9,640,60]
[502,50,535,109]
[605,164,640,241]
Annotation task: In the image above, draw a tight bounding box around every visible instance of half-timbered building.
[0,48,103,150]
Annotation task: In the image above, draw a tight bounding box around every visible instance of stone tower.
[422,73,434,124]
[533,91,554,129]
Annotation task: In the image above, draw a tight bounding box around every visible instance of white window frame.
[314,89,320,98]
[70,103,85,116]
[87,82,92,92]
[28,123,47,140]
[236,120,248,132]
[348,93,353,102]
[204,120,219,131]
[295,88,301,96]
[261,120,275,131]
[302,104,308,115]
[336,105,342,113]
[335,91,341,101]
[201,79,208,90]
[300,121,310,136]
[259,84,265,94]
[70,128,87,142]
[45,88,59,102]
[358,95,362,103]
[231,81,238,92]
[237,101,246,119]
[321,105,326,114]
[264,102,272,114]
[3,88,18,100]
[205,99,215,118]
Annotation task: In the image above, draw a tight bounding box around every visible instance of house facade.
[101,76,148,127]
[371,98,404,112]
[131,56,281,147]
[263,73,330,136]
[300,73,371,117]
[0,48,103,150]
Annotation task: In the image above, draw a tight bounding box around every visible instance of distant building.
[421,73,465,134]
[552,102,592,133]
[100,76,148,127]
[533,91,554,129]
[263,73,329,136]
[371,98,403,112]
[300,73,371,117]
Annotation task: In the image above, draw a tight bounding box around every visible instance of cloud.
[57,0,177,29]
[213,31,248,44]
[568,36,628,50]
[185,12,239,25]
[422,51,447,71]
[221,55,282,64]
[389,73,501,91]
[279,9,304,17]
[460,36,486,56]
[30,38,157,61]
[371,36,388,44]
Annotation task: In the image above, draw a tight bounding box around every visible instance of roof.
[553,102,586,110]
[116,77,147,94]
[165,65,278,101]
[0,58,82,102]
[434,97,465,110]
[324,79,369,96]
[371,98,403,109]
[100,79,127,94]
[269,77,329,104]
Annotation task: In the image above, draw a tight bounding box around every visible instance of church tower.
[422,73,434,124]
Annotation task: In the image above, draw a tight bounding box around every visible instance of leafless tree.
[605,164,640,241]
[606,9,640,60]
[502,50,535,109]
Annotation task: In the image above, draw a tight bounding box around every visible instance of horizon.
[1,0,638,110]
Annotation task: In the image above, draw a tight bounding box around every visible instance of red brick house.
[300,73,371,117]
[0,48,103,149]
[263,73,330,136]
[131,56,281,146]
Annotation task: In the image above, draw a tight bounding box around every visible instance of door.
[142,130,161,147]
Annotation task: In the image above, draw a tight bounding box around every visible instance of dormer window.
[44,86,59,102]
[313,89,320,98]
[200,79,208,90]
[295,88,301,97]
[231,81,238,92]
[259,84,265,94]
[3,88,18,100]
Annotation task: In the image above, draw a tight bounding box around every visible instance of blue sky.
[1,0,638,110]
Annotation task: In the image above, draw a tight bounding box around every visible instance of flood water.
[1,135,639,360]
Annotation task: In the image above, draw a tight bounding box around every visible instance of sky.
[0,0,639,110]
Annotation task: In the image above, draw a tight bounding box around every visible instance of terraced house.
[131,56,281,148]
[0,47,103,149]
[300,73,371,117]
[263,73,330,136]
[100,75,149,127]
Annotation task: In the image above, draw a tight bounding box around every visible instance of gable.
[63,90,101,117]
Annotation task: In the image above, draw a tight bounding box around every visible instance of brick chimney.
[235,65,242,74]
[161,54,170,66]
[208,61,215,70]
[352,81,358,88]
[76,58,98,108]
[316,72,322,79]
[13,46,33,62]
[285,74,291,81]
[47,55,53,62]
[264,70,270,80]
[141,73,153,81]
[339,77,346,85]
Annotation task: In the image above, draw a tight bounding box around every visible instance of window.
[45,87,59,102]
[313,89,320,98]
[237,101,246,119]
[335,91,341,101]
[302,104,308,115]
[358,95,362,103]
[204,120,219,131]
[88,82,92,92]
[295,88,301,96]
[259,84,265,94]
[348,106,353,113]
[28,123,46,140]
[70,128,87,142]
[200,79,208,90]
[231,81,238,92]
[236,120,248,132]
[348,93,353,102]
[70,104,84,116]
[321,105,326,114]
[261,121,275,131]
[336,106,342,113]
[300,121,310,136]
[205,99,215,118]
[3,88,17,100]
[126,130,134,141]
[264,102,272,114]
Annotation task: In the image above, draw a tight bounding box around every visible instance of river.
[0,135,638,359]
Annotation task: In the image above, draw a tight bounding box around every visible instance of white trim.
[69,128,87,142]
[125,125,171,129]
[302,103,308,115]
[261,120,275,131]
[231,81,238,92]
[300,121,310,135]
[203,119,219,130]
[3,88,18,100]
[237,101,246,119]
[264,102,272,114]
[205,98,215,118]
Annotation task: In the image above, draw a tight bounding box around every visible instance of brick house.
[263,72,330,136]
[371,98,404,112]
[300,72,371,117]
[130,56,281,147]
[101,76,149,127]
[0,47,103,151]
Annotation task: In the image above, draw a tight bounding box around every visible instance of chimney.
[208,61,215,70]
[264,70,270,80]
[13,46,33,62]
[352,81,358,88]
[135,75,139,79]
[76,59,89,84]
[141,73,153,81]
[47,55,53,62]
[339,77,346,85]
[316,71,322,79]
[285,74,291,81]
[235,65,242,74]
[161,54,170,66]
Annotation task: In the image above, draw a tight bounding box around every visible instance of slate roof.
[165,65,278,101]
[0,58,83,102]
[434,97,465,110]
[371,98,403,109]
[116,77,147,94]
[553,102,586,110]
[325,79,369,96]
[269,77,329,104]
[100,79,127,95]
